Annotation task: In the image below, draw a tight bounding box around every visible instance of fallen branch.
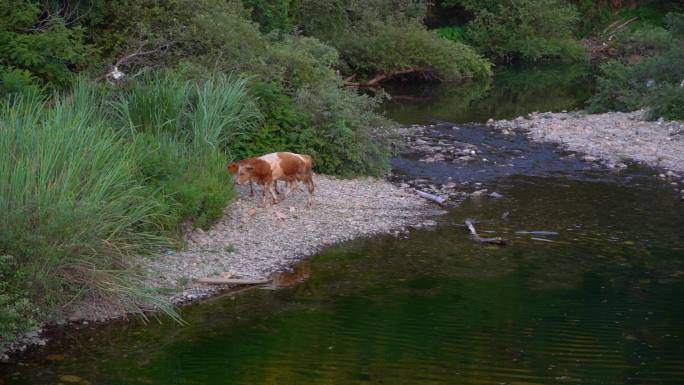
[464,219,506,245]
[345,68,422,87]
[416,190,447,204]
[195,277,270,285]
[515,230,559,236]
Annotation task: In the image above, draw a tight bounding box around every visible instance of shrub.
[433,26,468,43]
[646,83,684,120]
[0,1,95,89]
[0,67,41,98]
[338,20,491,82]
[588,12,684,119]
[296,0,491,82]
[242,0,293,32]
[614,25,674,58]
[463,0,586,62]
[588,60,645,112]
[294,86,393,176]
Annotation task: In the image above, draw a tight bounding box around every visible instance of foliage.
[613,25,674,58]
[294,86,393,176]
[0,66,41,98]
[0,85,175,323]
[338,20,491,81]
[646,83,684,120]
[433,25,468,43]
[242,0,294,32]
[113,72,258,229]
[0,0,95,89]
[463,0,585,62]
[0,255,38,351]
[588,13,684,119]
[0,74,262,344]
[296,0,490,81]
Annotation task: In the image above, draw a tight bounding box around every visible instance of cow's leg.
[274,181,280,195]
[268,180,279,204]
[280,179,299,201]
[249,181,255,197]
[259,181,269,208]
[304,174,315,207]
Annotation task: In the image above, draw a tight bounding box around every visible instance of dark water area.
[391,123,600,186]
[3,65,684,385]
[383,63,595,125]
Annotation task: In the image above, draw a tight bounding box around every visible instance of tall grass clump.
[188,74,261,152]
[112,72,189,136]
[0,82,182,344]
[114,73,260,230]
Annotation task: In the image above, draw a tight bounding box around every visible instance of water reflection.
[384,63,595,124]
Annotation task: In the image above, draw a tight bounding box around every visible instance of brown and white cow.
[227,158,280,197]
[234,152,314,207]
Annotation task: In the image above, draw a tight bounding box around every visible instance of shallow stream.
[2,65,683,385]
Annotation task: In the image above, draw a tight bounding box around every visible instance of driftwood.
[464,219,507,245]
[416,190,447,204]
[515,230,559,236]
[195,277,270,285]
[345,68,422,87]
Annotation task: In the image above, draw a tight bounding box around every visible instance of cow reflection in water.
[228,152,315,207]
[271,262,311,288]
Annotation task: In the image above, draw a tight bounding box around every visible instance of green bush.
[614,25,674,58]
[0,0,95,89]
[294,86,393,176]
[589,12,684,119]
[433,26,468,43]
[242,0,294,32]
[462,0,586,62]
[0,66,41,98]
[338,20,491,82]
[296,0,491,82]
[588,60,645,112]
[646,83,684,120]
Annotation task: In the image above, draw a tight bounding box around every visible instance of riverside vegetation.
[1,0,683,352]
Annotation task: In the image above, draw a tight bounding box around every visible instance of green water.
[2,176,683,385]
[384,63,595,125]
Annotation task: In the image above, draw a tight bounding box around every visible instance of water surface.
[384,63,594,125]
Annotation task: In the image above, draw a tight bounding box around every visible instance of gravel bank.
[142,174,436,304]
[489,110,684,175]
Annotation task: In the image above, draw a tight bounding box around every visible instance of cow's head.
[227,162,239,175]
[236,164,254,185]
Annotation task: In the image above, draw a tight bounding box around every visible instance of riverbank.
[2,175,438,360]
[489,110,684,182]
[72,175,438,320]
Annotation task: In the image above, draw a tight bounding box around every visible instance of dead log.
[195,277,269,285]
[345,68,422,87]
[464,219,506,245]
[416,190,447,204]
